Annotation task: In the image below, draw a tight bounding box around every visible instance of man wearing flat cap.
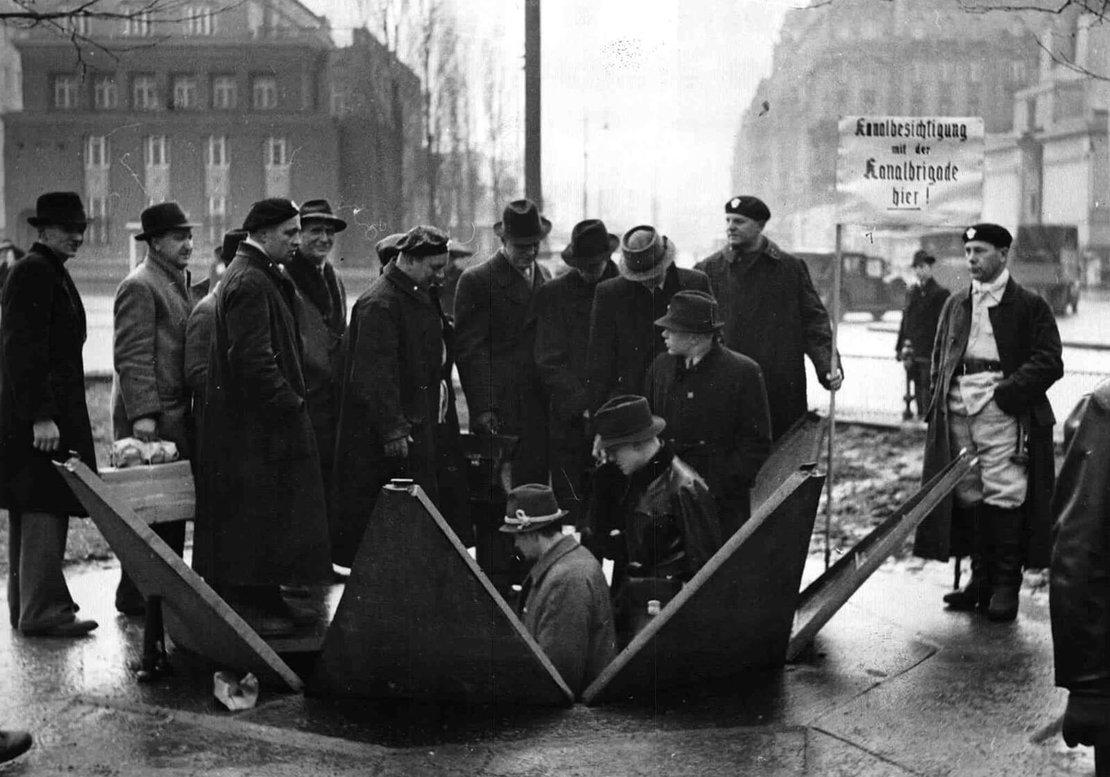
[915,223,1062,623]
[110,201,203,614]
[454,199,552,486]
[284,199,347,526]
[534,219,620,528]
[330,225,451,566]
[897,250,950,419]
[0,192,98,637]
[645,290,772,534]
[195,198,331,637]
[502,483,616,699]
[696,196,840,440]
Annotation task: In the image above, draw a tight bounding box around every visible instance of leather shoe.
[0,730,32,764]
[22,618,98,638]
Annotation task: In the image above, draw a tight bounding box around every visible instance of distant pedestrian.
[0,238,24,295]
[897,250,949,419]
[695,196,840,440]
[915,223,1063,622]
[111,201,202,615]
[0,192,98,637]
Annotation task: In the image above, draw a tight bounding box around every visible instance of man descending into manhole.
[896,249,950,420]
[644,290,771,536]
[502,483,616,699]
[590,395,722,638]
[915,223,1062,622]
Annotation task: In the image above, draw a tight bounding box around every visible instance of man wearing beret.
[330,226,451,566]
[454,199,551,485]
[534,219,620,528]
[0,192,98,637]
[915,223,1062,623]
[696,196,840,440]
[194,198,331,636]
[110,201,203,615]
[645,290,772,535]
[896,250,950,419]
[502,483,616,699]
[284,199,348,536]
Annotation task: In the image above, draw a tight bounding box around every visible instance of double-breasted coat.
[695,239,836,440]
[111,252,198,456]
[0,243,95,515]
[584,264,711,413]
[329,261,443,566]
[193,243,331,588]
[896,276,950,357]
[454,250,550,484]
[914,278,1063,567]
[645,342,772,534]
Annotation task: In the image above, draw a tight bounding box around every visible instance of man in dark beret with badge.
[915,223,1062,623]
[534,219,620,527]
[330,225,451,566]
[194,198,331,637]
[696,196,840,440]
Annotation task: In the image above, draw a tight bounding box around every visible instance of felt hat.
[498,483,569,534]
[561,219,619,268]
[725,195,771,222]
[220,228,248,262]
[135,201,200,241]
[962,223,1012,249]
[619,225,675,283]
[654,290,723,334]
[27,191,87,228]
[242,198,299,232]
[299,199,347,232]
[911,249,935,267]
[493,199,552,244]
[594,395,666,449]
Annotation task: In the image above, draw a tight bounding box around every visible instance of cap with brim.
[498,483,569,534]
[395,225,450,258]
[594,394,667,449]
[619,225,675,283]
[299,198,347,232]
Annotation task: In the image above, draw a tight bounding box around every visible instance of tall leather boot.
[986,506,1023,622]
[943,506,991,611]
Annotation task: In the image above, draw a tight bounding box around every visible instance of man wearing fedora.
[646,290,772,534]
[0,192,98,637]
[284,199,348,525]
[897,250,950,419]
[534,219,620,528]
[331,226,452,566]
[501,483,616,698]
[455,198,552,486]
[696,196,840,440]
[195,198,331,636]
[110,201,203,615]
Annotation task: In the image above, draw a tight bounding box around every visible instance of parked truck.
[796,251,907,321]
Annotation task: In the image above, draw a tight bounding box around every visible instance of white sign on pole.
[836,116,984,227]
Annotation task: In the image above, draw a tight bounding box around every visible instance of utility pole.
[524,0,542,209]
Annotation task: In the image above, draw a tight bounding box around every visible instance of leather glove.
[1062,690,1110,748]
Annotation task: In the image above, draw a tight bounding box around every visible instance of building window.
[122,8,152,36]
[93,76,118,109]
[52,75,79,109]
[329,87,347,117]
[85,136,109,168]
[265,136,287,167]
[88,196,110,246]
[212,75,237,109]
[209,195,226,218]
[207,135,228,167]
[132,75,158,111]
[172,75,199,110]
[1010,60,1027,83]
[969,62,983,82]
[185,5,216,35]
[145,135,169,167]
[252,76,277,109]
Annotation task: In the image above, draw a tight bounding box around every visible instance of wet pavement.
[0,557,1096,776]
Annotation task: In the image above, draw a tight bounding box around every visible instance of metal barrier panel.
[751,411,827,510]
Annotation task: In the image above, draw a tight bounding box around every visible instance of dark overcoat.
[329,262,442,566]
[519,534,616,699]
[111,252,197,456]
[454,250,550,484]
[193,243,331,587]
[896,276,950,356]
[1050,379,1110,693]
[645,342,772,534]
[914,278,1063,567]
[584,264,710,412]
[0,243,95,515]
[695,239,835,440]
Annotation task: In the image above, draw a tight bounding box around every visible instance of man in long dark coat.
[455,199,551,485]
[111,201,202,615]
[330,226,449,566]
[284,199,347,531]
[534,219,619,527]
[695,196,840,440]
[0,192,98,637]
[897,250,950,418]
[915,223,1062,622]
[645,290,771,535]
[195,198,331,637]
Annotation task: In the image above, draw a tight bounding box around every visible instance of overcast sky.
[304,0,794,260]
